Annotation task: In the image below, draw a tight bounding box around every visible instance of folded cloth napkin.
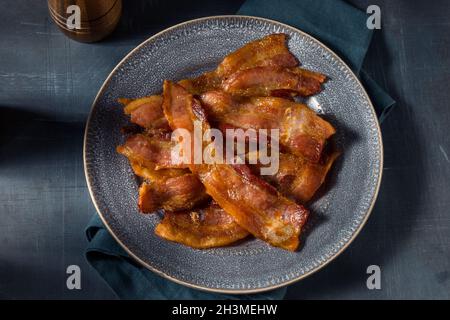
[238,0,396,121]
[86,215,286,299]
[85,0,395,300]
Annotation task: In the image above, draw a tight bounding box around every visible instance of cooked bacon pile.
[117,34,339,251]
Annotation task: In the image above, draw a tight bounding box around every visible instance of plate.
[84,15,383,293]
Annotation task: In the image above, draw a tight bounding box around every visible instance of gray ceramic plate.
[84,15,383,293]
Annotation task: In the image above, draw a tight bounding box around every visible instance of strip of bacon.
[117,135,209,213]
[253,151,340,203]
[116,133,186,170]
[129,160,189,184]
[215,33,298,78]
[179,33,299,95]
[155,201,249,248]
[129,122,336,204]
[138,173,209,213]
[120,97,336,202]
[200,91,335,162]
[118,129,245,246]
[121,137,245,246]
[120,96,170,131]
[222,66,326,97]
[178,72,220,96]
[162,81,309,251]
[123,91,333,165]
[213,120,338,203]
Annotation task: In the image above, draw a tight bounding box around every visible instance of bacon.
[215,33,298,78]
[255,151,340,203]
[155,201,249,248]
[129,160,189,183]
[116,133,186,170]
[179,33,299,95]
[178,72,220,96]
[116,34,341,250]
[138,173,209,213]
[200,91,335,162]
[121,96,170,130]
[222,66,325,97]
[202,120,338,203]
[162,81,309,251]
[117,135,209,213]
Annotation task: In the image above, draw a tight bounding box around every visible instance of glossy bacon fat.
[118,135,209,213]
[255,152,340,203]
[195,163,309,251]
[138,173,209,213]
[162,81,309,251]
[155,201,249,248]
[117,133,185,170]
[121,96,170,131]
[178,33,299,95]
[119,92,335,164]
[187,118,338,203]
[215,33,298,78]
[200,91,335,162]
[222,66,326,97]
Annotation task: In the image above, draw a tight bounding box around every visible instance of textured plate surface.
[84,16,383,293]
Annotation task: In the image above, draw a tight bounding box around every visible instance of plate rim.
[83,15,384,294]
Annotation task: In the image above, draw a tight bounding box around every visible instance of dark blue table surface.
[0,0,449,299]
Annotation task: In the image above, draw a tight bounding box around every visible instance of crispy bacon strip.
[116,133,186,170]
[162,81,309,251]
[120,96,170,130]
[139,124,337,204]
[121,135,245,245]
[129,160,188,183]
[178,72,220,96]
[215,33,298,78]
[195,163,309,251]
[118,98,335,207]
[138,173,209,213]
[254,152,340,203]
[206,121,338,203]
[222,66,326,97]
[179,33,299,95]
[200,91,335,162]
[117,135,209,213]
[155,201,249,248]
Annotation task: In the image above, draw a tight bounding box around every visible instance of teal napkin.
[238,0,396,121]
[86,215,285,299]
[85,0,395,300]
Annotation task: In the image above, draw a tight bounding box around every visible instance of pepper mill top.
[48,0,122,43]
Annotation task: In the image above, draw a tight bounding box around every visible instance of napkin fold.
[85,0,395,300]
[238,0,396,120]
[86,215,286,299]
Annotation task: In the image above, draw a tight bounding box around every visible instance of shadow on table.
[0,106,85,168]
[100,0,244,45]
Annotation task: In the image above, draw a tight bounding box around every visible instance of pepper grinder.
[48,0,122,43]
